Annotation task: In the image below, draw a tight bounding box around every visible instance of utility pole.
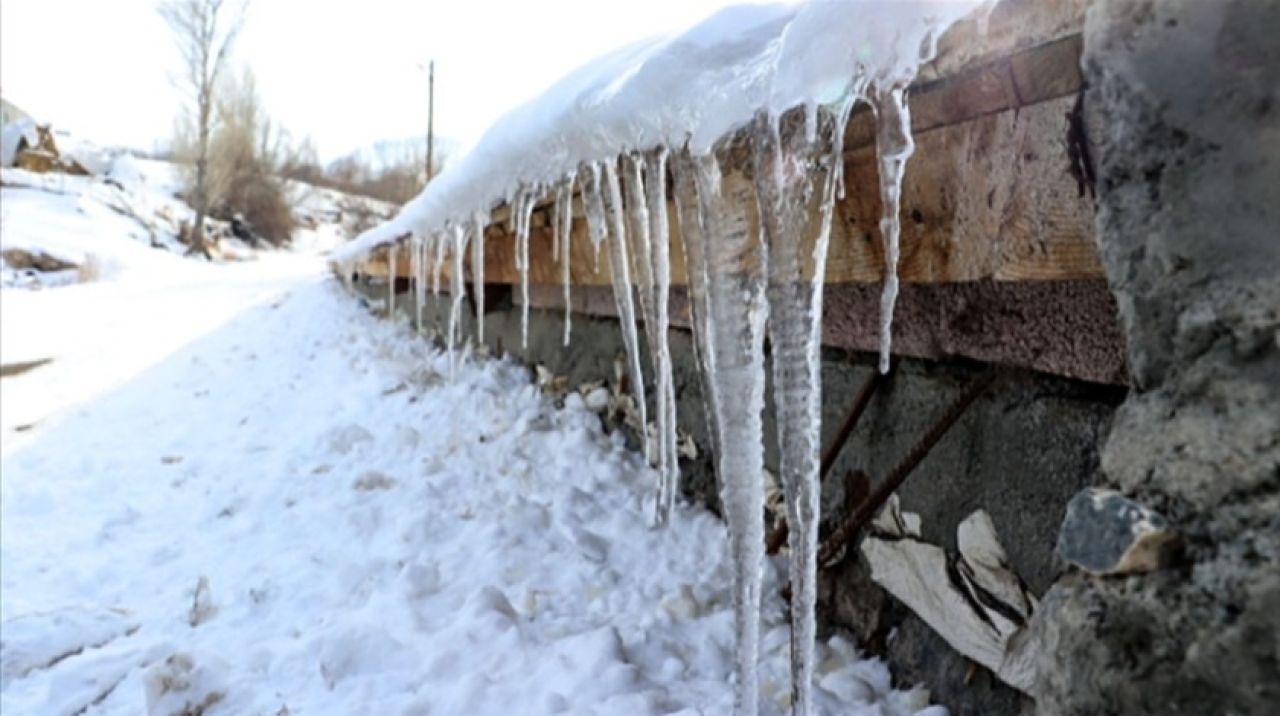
[426,60,435,184]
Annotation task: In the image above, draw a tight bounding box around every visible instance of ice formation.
[471,213,486,342]
[448,224,469,376]
[553,175,574,346]
[333,2,986,713]
[512,189,536,349]
[386,242,397,320]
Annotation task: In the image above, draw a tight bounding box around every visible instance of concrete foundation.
[356,278,1122,714]
[1032,0,1280,713]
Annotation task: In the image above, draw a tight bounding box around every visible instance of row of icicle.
[359,86,912,716]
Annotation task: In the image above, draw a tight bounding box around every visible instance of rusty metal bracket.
[766,368,884,554]
[816,369,1001,567]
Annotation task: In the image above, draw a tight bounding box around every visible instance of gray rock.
[1057,489,1176,576]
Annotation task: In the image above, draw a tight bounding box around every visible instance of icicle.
[432,228,447,298]
[646,149,679,525]
[513,188,536,350]
[753,102,851,715]
[427,235,437,330]
[582,166,607,248]
[690,150,769,716]
[670,150,721,465]
[873,85,913,374]
[622,154,659,434]
[624,151,680,525]
[409,235,422,331]
[555,174,575,346]
[386,242,398,321]
[449,224,469,378]
[472,212,487,344]
[599,160,650,462]
[551,189,562,264]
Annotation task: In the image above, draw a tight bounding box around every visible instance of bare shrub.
[159,0,247,258]
[176,70,296,246]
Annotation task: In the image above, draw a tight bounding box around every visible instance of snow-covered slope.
[0,165,198,287]
[0,155,395,287]
[0,256,941,715]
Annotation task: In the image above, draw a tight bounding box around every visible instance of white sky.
[0,0,755,162]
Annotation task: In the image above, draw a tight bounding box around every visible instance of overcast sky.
[1,0,758,162]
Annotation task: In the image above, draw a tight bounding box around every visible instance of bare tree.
[159,0,247,258]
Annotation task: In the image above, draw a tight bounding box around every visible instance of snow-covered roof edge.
[330,0,986,265]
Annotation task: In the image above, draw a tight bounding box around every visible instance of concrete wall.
[1032,0,1280,712]
[357,279,1123,714]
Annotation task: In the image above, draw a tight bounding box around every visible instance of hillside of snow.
[0,152,396,289]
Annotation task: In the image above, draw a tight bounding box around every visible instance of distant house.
[1,97,32,127]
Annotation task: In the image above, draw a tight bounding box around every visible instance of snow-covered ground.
[1,256,939,714]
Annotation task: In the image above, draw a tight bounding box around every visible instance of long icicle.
[623,151,678,525]
[420,232,433,320]
[386,241,398,321]
[753,101,850,715]
[472,212,486,344]
[410,234,422,331]
[514,189,536,350]
[670,150,722,466]
[449,223,469,378]
[600,159,649,462]
[621,155,659,460]
[556,174,575,346]
[645,148,680,524]
[873,84,913,374]
[691,151,768,716]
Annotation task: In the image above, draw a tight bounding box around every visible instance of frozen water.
[471,212,487,342]
[600,161,649,461]
[754,102,852,714]
[873,85,914,374]
[690,151,770,716]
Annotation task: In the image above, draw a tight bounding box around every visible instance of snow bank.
[332,0,983,263]
[0,270,938,715]
[0,167,192,285]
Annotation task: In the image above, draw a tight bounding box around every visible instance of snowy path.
[1,256,932,715]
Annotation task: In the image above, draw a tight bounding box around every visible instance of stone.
[1056,488,1177,576]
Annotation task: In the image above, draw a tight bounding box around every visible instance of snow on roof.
[1,119,40,168]
[330,0,984,264]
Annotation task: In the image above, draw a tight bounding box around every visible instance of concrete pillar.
[1034,0,1280,711]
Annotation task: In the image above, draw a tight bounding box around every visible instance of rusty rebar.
[815,369,1000,566]
[766,368,883,554]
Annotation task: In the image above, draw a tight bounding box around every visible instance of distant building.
[1,97,32,126]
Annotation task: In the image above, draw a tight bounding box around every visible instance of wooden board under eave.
[832,94,1101,283]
